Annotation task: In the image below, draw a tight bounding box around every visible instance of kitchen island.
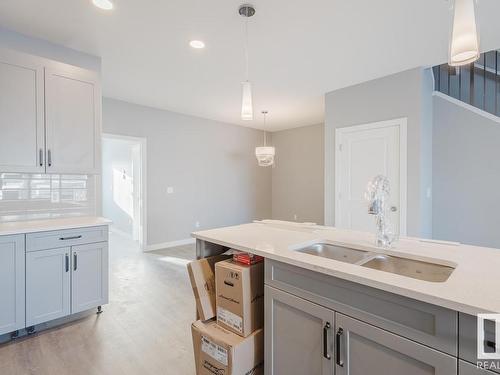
[192,220,500,375]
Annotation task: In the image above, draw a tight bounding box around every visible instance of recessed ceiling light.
[189,40,205,49]
[92,0,114,10]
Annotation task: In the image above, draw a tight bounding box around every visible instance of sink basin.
[360,254,454,282]
[296,243,369,264]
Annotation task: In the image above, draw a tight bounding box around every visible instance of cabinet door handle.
[73,253,78,271]
[336,328,344,367]
[486,340,496,350]
[47,149,52,167]
[59,235,82,241]
[323,322,331,360]
[39,149,44,166]
[65,254,69,272]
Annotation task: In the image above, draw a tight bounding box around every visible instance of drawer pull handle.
[74,253,78,271]
[336,328,344,367]
[224,281,234,287]
[65,254,69,272]
[59,235,82,241]
[323,322,331,360]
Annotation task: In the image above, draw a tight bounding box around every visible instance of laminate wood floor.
[0,232,197,375]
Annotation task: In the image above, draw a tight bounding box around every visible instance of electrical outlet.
[195,221,200,228]
[167,187,174,194]
[293,214,298,221]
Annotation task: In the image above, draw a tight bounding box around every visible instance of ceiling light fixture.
[449,0,479,66]
[189,40,205,49]
[92,0,114,10]
[255,110,275,167]
[239,4,255,121]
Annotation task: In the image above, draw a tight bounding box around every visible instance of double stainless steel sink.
[294,243,454,283]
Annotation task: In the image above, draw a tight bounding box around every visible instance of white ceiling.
[1,0,499,131]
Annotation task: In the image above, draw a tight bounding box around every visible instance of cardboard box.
[191,319,263,375]
[188,255,231,321]
[215,260,264,337]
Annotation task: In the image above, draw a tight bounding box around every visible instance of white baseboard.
[109,226,133,239]
[144,238,195,252]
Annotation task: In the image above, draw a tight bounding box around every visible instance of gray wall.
[103,98,272,248]
[271,124,324,224]
[433,93,500,248]
[324,68,433,237]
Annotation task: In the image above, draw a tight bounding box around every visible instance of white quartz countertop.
[0,216,112,236]
[192,220,500,315]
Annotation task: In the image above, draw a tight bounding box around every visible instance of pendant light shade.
[449,0,480,66]
[241,81,253,120]
[255,146,275,167]
[255,110,275,167]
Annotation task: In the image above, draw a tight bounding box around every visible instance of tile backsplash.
[0,173,97,222]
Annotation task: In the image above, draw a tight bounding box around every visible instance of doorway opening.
[102,134,147,250]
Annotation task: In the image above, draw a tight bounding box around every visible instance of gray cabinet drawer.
[459,313,500,374]
[265,259,458,356]
[460,360,497,375]
[336,313,457,375]
[26,226,108,252]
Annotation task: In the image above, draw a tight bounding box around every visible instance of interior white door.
[336,120,405,235]
[45,65,101,174]
[71,242,109,314]
[0,50,45,172]
[26,247,71,326]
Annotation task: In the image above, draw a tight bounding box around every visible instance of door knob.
[391,206,398,212]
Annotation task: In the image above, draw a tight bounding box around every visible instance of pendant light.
[239,4,255,121]
[255,111,275,167]
[449,0,480,66]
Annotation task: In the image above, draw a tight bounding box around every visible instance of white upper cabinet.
[0,48,101,174]
[0,50,45,173]
[45,66,101,174]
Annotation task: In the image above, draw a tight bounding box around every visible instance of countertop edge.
[192,232,495,316]
[0,216,112,236]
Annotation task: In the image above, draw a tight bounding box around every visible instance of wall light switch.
[195,221,200,228]
[167,187,174,194]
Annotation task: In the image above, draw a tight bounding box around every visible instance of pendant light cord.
[244,10,249,81]
[263,111,267,146]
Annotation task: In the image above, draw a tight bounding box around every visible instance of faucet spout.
[365,175,396,248]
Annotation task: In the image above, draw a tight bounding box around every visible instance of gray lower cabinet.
[460,360,497,375]
[26,240,108,326]
[265,285,335,375]
[0,235,25,335]
[26,247,71,326]
[460,313,500,374]
[335,313,457,375]
[71,242,109,314]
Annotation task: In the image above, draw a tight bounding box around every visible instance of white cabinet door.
[0,235,25,335]
[71,242,108,314]
[26,247,71,326]
[0,49,45,172]
[45,65,101,174]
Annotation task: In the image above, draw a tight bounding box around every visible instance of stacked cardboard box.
[188,255,264,375]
